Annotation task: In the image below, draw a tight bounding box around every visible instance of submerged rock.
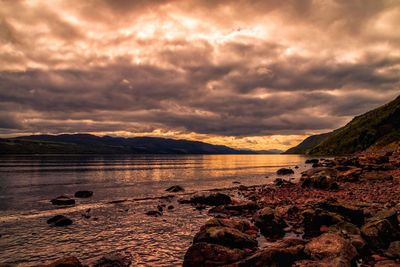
[165,185,185,192]
[46,215,73,227]
[74,190,93,198]
[51,196,75,206]
[276,168,294,175]
[44,256,83,267]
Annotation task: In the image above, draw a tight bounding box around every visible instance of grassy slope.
[308,95,400,155]
[284,133,331,154]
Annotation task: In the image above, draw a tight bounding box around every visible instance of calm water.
[0,154,308,266]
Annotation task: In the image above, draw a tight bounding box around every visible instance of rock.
[145,210,162,217]
[167,205,174,210]
[253,207,286,239]
[305,233,357,264]
[193,226,258,249]
[314,199,364,226]
[301,168,339,190]
[165,185,185,192]
[337,167,362,182]
[361,219,400,249]
[274,178,294,187]
[384,241,400,259]
[368,209,399,229]
[328,222,361,235]
[183,242,251,267]
[276,168,294,175]
[374,260,400,267]
[51,196,75,206]
[306,159,320,164]
[93,253,131,267]
[46,215,73,227]
[186,193,232,206]
[44,256,83,267]
[74,190,93,198]
[202,218,253,233]
[302,209,345,237]
[230,245,304,267]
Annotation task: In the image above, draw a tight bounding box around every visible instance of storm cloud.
[0,0,399,149]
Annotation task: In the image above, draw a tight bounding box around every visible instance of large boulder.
[277,168,294,175]
[51,196,75,206]
[183,242,251,267]
[44,257,83,267]
[193,226,257,249]
[253,207,287,239]
[304,233,357,265]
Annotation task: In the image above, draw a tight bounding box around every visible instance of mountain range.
[285,95,400,155]
[0,134,282,155]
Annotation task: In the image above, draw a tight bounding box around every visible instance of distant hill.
[285,95,400,155]
[283,133,331,154]
[0,134,263,155]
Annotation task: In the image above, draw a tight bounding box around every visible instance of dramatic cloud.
[0,0,399,149]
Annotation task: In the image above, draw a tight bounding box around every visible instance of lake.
[0,154,308,266]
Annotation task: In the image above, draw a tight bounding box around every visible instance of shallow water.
[0,154,308,266]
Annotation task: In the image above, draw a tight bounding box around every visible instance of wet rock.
[274,178,294,187]
[304,233,357,264]
[314,199,364,226]
[368,209,399,229]
[74,190,93,198]
[93,253,131,267]
[145,210,162,217]
[185,193,232,206]
[230,245,304,267]
[253,207,286,239]
[302,209,345,237]
[301,168,339,190]
[306,159,319,164]
[193,226,257,249]
[337,167,362,182]
[202,218,253,233]
[167,205,174,210]
[361,219,400,250]
[165,185,185,192]
[44,256,83,267]
[183,242,251,267]
[277,168,294,175]
[384,241,400,259]
[50,196,75,206]
[328,222,361,235]
[46,215,73,227]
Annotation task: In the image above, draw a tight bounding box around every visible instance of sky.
[0,0,399,150]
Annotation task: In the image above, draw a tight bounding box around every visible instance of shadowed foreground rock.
[43,257,83,267]
[46,215,73,227]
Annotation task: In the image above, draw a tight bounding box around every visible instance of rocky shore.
[181,149,400,266]
[5,149,400,266]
